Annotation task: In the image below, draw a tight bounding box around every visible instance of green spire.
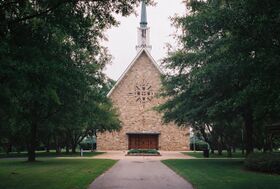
[140,0,147,28]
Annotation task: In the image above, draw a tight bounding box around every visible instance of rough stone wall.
[97,51,190,151]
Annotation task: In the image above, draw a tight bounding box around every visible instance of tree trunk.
[241,128,245,155]
[198,126,215,154]
[17,147,21,154]
[28,122,37,162]
[6,143,12,155]
[244,109,254,155]
[55,145,61,153]
[65,135,70,153]
[207,142,215,154]
[263,135,268,152]
[66,145,69,153]
[269,135,273,152]
[242,148,245,155]
[71,144,76,153]
[232,146,236,153]
[226,146,232,157]
[241,135,245,155]
[55,140,61,154]
[55,138,61,154]
[46,137,50,153]
[218,146,223,155]
[217,137,223,155]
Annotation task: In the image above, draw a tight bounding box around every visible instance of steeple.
[136,0,152,52]
[140,0,147,28]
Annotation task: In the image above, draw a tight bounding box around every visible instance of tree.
[158,0,280,155]
[0,0,152,161]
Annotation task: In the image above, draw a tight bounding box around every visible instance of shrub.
[244,153,280,174]
[190,142,208,151]
[79,143,96,150]
[128,149,159,154]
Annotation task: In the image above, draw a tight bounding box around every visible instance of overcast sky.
[103,0,186,81]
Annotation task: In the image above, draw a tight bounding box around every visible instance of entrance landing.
[88,159,193,189]
[91,151,194,160]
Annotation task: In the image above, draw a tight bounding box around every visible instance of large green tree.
[158,0,280,155]
[0,0,151,161]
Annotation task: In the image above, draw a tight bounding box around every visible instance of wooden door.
[128,134,158,150]
[149,135,158,149]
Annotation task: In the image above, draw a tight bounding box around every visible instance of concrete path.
[91,151,194,160]
[88,159,193,189]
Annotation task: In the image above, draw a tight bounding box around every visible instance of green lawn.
[0,151,104,158]
[163,159,280,189]
[184,151,246,158]
[0,158,116,189]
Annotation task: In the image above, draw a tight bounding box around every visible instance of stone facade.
[97,50,190,151]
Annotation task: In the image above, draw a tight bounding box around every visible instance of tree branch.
[0,0,19,9]
[6,0,110,25]
[7,0,70,25]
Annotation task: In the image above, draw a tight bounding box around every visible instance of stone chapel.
[97,1,190,151]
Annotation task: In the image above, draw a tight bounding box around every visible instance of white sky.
[103,0,186,80]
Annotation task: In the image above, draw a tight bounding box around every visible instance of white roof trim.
[107,48,163,97]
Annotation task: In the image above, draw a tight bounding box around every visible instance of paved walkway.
[88,159,193,189]
[91,151,194,160]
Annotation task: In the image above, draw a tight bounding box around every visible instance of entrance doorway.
[128,134,159,150]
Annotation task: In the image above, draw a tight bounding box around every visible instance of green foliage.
[158,0,280,154]
[244,153,280,174]
[128,149,159,154]
[0,0,152,160]
[190,141,208,151]
[79,136,96,150]
[79,143,95,150]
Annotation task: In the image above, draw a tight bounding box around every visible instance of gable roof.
[107,48,163,97]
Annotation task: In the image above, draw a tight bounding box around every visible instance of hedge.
[190,142,208,151]
[128,149,159,154]
[244,153,280,174]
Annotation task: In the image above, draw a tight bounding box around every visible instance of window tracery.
[130,80,154,103]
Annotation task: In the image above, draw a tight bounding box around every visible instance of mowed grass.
[0,159,116,189]
[163,159,280,189]
[183,151,246,158]
[0,151,104,158]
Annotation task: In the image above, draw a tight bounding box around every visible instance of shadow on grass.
[0,151,104,159]
[0,155,109,168]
